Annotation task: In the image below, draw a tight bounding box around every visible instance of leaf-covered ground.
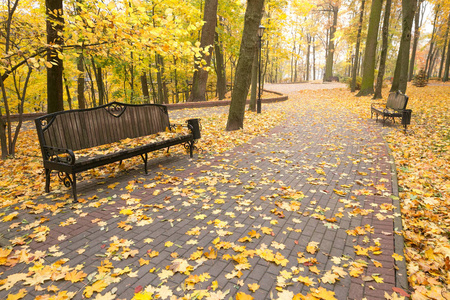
[325,84,450,299]
[0,85,448,299]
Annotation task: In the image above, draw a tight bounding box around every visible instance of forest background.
[1,0,450,156]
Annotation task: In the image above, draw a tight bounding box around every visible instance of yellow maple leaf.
[248,283,260,292]
[3,212,19,222]
[306,241,319,254]
[6,289,27,300]
[295,275,316,286]
[354,245,369,257]
[189,250,203,260]
[148,250,159,258]
[321,270,339,284]
[119,209,133,215]
[165,241,174,247]
[248,230,261,239]
[309,265,321,275]
[372,275,384,283]
[211,280,219,291]
[236,292,254,300]
[139,258,149,266]
[311,287,337,299]
[392,253,403,261]
[204,247,217,259]
[83,280,108,298]
[261,227,273,235]
[64,270,87,283]
[372,260,383,268]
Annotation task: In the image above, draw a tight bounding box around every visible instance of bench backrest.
[386,91,408,111]
[35,102,171,151]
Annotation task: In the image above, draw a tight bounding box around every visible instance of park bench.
[34,102,201,202]
[370,90,412,131]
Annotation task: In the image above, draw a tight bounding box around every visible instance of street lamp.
[257,24,265,114]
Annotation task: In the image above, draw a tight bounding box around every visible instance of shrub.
[345,76,362,90]
[412,69,428,87]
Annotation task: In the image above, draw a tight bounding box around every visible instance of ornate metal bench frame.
[371,91,411,131]
[35,102,200,202]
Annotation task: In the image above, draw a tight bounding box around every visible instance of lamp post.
[257,25,265,114]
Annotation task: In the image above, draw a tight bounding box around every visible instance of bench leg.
[45,169,51,193]
[140,153,148,174]
[189,141,194,158]
[72,173,78,203]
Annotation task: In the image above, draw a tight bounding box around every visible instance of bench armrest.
[43,146,76,165]
[371,102,384,108]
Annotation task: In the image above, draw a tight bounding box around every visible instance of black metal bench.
[371,91,412,131]
[34,102,201,202]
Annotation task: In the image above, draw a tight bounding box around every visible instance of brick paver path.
[0,86,406,299]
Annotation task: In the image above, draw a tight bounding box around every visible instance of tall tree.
[373,0,392,99]
[408,0,424,81]
[438,13,450,78]
[323,4,339,82]
[249,48,258,111]
[443,35,450,81]
[46,0,64,113]
[77,52,86,109]
[357,0,383,96]
[351,0,366,92]
[425,5,439,78]
[214,31,227,100]
[226,0,265,131]
[390,0,417,93]
[189,0,218,102]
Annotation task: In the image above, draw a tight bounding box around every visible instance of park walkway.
[0,84,406,299]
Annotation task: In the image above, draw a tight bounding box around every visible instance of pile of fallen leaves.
[324,84,450,299]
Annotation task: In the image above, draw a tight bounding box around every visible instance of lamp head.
[257,25,265,38]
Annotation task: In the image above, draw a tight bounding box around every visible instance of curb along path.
[0,86,404,299]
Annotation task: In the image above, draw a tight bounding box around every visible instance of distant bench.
[371,91,412,131]
[35,102,201,202]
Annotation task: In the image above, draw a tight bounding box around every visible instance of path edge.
[384,139,410,293]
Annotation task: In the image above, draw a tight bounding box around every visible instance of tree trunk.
[77,51,86,109]
[425,7,439,77]
[324,6,339,82]
[408,0,422,81]
[439,14,450,79]
[130,52,134,101]
[357,0,383,96]
[91,57,105,106]
[189,0,218,102]
[155,53,168,104]
[306,34,311,81]
[141,72,150,103]
[0,81,10,159]
[373,0,392,99]
[84,60,96,107]
[443,35,450,82]
[226,0,265,131]
[64,76,72,110]
[214,31,227,100]
[390,0,416,93]
[249,47,258,112]
[313,36,316,80]
[46,0,64,113]
[429,49,439,78]
[351,0,365,92]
